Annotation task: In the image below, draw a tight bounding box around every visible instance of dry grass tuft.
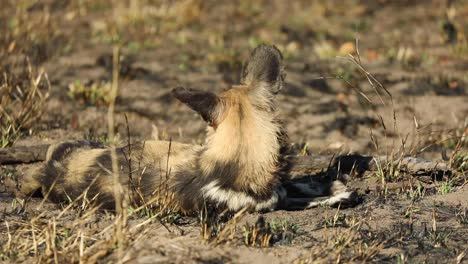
[0,198,159,263]
[0,61,50,147]
[126,160,181,223]
[199,210,300,248]
[0,46,180,263]
[243,217,299,247]
[199,207,247,245]
[294,213,385,263]
[68,80,112,107]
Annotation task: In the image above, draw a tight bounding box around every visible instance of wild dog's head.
[172,45,286,202]
[172,44,284,128]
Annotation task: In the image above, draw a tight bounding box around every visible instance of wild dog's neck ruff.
[200,86,281,195]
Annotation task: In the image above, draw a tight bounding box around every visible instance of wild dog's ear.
[241,44,285,94]
[172,87,223,126]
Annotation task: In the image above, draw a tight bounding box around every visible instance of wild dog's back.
[19,140,199,209]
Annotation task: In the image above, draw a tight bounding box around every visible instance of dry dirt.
[1,1,467,263]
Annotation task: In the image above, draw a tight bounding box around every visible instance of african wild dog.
[18,44,358,213]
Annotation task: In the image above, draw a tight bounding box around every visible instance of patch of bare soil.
[1,0,467,263]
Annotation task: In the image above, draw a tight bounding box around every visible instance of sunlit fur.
[18,45,357,213]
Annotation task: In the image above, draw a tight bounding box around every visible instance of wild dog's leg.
[281,180,359,210]
[283,180,329,198]
[303,190,358,208]
[254,186,287,212]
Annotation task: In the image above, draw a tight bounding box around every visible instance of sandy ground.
[1,1,467,263]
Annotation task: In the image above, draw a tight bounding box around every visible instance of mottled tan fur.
[18,44,358,213]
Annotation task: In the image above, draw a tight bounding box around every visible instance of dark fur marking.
[241,44,285,94]
[171,150,279,212]
[172,87,220,125]
[48,141,103,162]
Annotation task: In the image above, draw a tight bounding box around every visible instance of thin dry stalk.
[107,45,127,261]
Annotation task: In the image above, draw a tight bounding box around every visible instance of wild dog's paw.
[303,190,359,209]
[327,180,359,208]
[327,190,359,208]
